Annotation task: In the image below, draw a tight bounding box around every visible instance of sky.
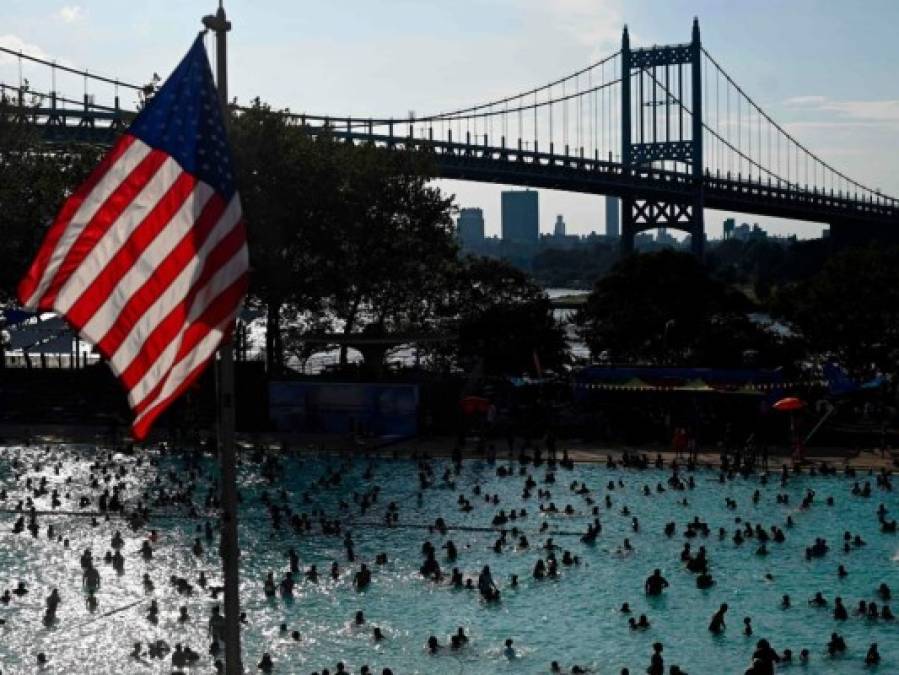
[2,0,898,239]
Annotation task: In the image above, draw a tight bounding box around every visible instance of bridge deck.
[10,108,899,228]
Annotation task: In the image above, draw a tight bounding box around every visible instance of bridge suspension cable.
[700,47,895,204]
[0,44,143,90]
[422,50,620,121]
[632,48,896,205]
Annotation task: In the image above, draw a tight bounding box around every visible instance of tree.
[428,256,569,376]
[231,102,459,373]
[0,96,102,302]
[0,96,104,368]
[317,143,457,366]
[773,246,899,374]
[531,241,619,289]
[577,250,786,367]
[230,100,343,373]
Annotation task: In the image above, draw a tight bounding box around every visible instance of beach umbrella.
[773,397,805,412]
[460,396,490,415]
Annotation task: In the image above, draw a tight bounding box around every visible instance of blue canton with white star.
[129,35,235,199]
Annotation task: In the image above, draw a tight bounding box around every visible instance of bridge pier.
[620,196,635,255]
[690,195,705,258]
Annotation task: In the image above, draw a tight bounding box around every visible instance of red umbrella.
[460,396,490,415]
[773,397,805,412]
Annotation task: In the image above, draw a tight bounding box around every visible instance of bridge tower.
[620,19,704,257]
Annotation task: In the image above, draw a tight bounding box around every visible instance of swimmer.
[827,632,846,657]
[455,627,469,645]
[644,569,669,596]
[834,597,848,620]
[647,642,664,675]
[708,604,727,634]
[258,652,274,673]
[865,643,880,666]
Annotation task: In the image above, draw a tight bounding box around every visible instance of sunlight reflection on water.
[0,445,897,674]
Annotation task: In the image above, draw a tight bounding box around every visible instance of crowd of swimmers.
[1,436,898,673]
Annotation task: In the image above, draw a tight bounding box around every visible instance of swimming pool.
[1,445,897,674]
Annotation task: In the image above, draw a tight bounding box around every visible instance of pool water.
[1,445,898,674]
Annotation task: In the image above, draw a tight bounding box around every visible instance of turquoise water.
[1,445,898,674]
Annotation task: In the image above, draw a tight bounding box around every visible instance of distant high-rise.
[553,214,566,237]
[605,197,620,238]
[501,190,539,245]
[456,208,485,248]
[723,217,736,239]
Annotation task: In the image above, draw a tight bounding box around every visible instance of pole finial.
[692,17,700,42]
[622,24,630,49]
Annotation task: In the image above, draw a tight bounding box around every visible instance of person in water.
[478,565,500,602]
[647,642,664,675]
[645,569,669,596]
[708,604,728,634]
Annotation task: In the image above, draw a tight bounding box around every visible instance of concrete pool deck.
[0,422,895,472]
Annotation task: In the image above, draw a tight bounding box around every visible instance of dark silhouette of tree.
[577,250,789,367]
[0,98,103,304]
[773,246,899,374]
[231,100,348,373]
[428,256,568,376]
[231,100,457,372]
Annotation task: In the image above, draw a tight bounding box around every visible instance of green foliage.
[773,246,899,374]
[317,141,457,348]
[231,100,458,371]
[230,100,341,371]
[429,256,569,375]
[531,242,619,289]
[577,250,789,367]
[0,98,103,303]
[707,237,832,300]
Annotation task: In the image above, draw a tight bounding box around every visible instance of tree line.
[0,98,567,377]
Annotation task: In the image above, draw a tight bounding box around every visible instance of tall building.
[605,196,620,238]
[501,190,539,245]
[553,214,566,237]
[723,217,736,239]
[456,208,485,248]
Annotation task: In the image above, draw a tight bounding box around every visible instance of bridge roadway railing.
[308,125,899,227]
[703,173,899,225]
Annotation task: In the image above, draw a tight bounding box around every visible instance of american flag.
[17,36,248,440]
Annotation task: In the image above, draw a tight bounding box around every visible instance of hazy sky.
[3,0,898,239]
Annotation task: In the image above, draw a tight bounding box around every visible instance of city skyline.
[2,1,897,239]
[456,194,821,242]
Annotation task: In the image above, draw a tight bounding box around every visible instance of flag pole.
[202,3,243,673]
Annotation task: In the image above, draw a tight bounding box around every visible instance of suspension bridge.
[2,19,897,256]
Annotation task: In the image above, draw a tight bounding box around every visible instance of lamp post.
[202,3,242,674]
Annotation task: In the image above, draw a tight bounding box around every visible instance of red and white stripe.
[18,134,249,439]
